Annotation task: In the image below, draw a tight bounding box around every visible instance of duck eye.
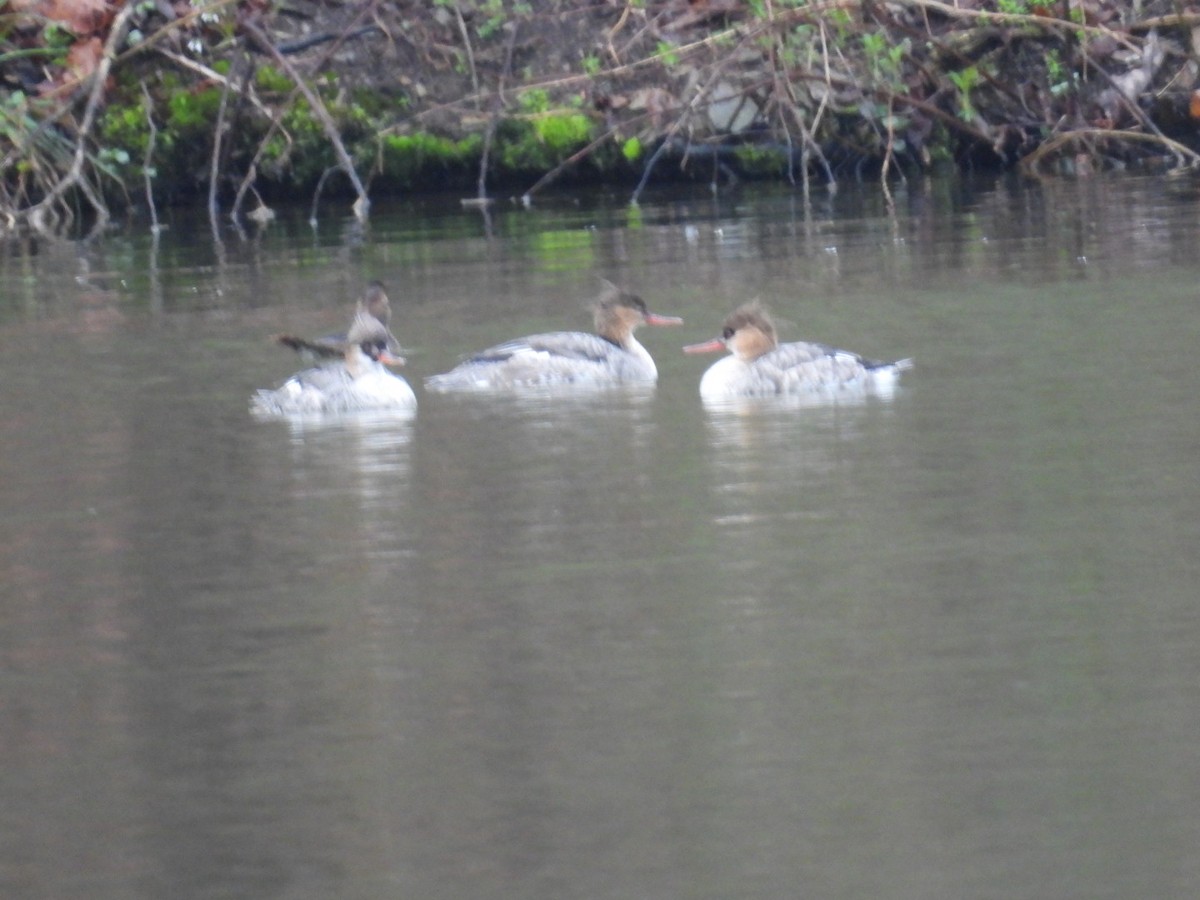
[722,327,735,340]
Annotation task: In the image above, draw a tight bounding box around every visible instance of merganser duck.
[251,285,417,416]
[684,302,911,401]
[424,283,683,391]
[278,280,404,359]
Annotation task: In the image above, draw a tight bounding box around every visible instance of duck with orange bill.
[252,283,417,416]
[684,302,911,402]
[425,282,682,391]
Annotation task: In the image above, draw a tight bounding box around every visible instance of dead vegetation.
[4,1,1200,236]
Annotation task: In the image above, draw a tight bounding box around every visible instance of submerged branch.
[1021,129,1200,175]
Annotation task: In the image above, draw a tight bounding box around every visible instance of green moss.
[255,65,292,94]
[493,114,595,174]
[377,132,482,189]
[533,113,592,154]
[733,145,789,177]
[167,86,223,132]
[100,103,150,155]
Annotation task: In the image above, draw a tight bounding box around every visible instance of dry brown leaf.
[65,36,103,82]
[40,0,113,36]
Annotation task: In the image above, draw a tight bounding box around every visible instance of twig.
[114,0,243,62]
[310,165,341,225]
[22,1,137,234]
[208,50,236,228]
[453,2,481,105]
[1020,128,1200,174]
[631,30,759,203]
[140,83,161,234]
[474,23,519,203]
[243,18,371,221]
[898,0,1138,47]
[234,4,381,222]
[153,47,272,118]
[381,20,752,137]
[522,111,654,203]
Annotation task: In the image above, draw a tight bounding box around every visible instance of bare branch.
[242,18,371,222]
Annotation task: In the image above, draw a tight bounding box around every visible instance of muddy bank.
[4,1,1200,234]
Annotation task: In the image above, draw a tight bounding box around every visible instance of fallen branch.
[234,4,382,223]
[1019,128,1200,175]
[242,18,371,222]
[898,0,1138,47]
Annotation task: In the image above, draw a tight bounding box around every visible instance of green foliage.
[948,66,981,121]
[40,22,74,52]
[996,0,1030,13]
[826,7,854,37]
[774,22,813,68]
[655,41,679,67]
[1045,48,1075,97]
[519,89,551,115]
[862,32,908,84]
[621,137,643,163]
[435,0,531,40]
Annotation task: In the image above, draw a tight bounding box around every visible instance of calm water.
[2,175,1199,899]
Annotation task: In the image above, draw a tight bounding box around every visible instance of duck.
[424,283,682,391]
[683,302,911,401]
[251,284,417,416]
[276,280,404,360]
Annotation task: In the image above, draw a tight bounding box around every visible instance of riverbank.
[4,1,1200,235]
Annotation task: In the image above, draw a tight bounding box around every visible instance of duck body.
[252,347,417,416]
[252,282,417,416]
[425,330,660,391]
[686,302,910,402]
[425,284,682,392]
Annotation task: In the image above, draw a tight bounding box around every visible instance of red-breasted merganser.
[251,284,417,416]
[280,280,404,359]
[424,284,683,391]
[683,302,911,401]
